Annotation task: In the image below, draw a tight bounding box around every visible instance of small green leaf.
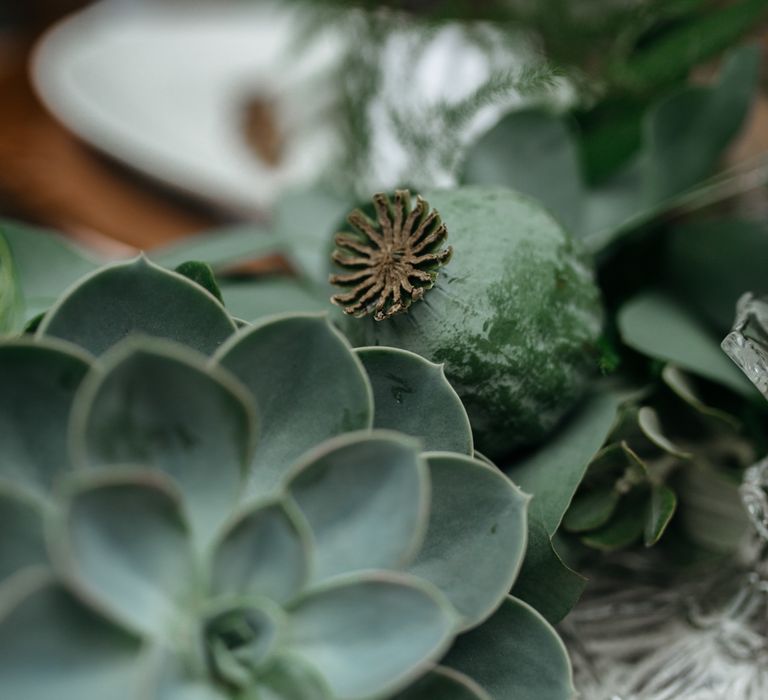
[562,487,620,533]
[287,573,456,700]
[637,406,692,459]
[288,432,428,583]
[644,484,678,547]
[0,338,91,499]
[395,667,491,700]
[256,654,333,700]
[38,256,236,356]
[215,314,373,495]
[661,365,741,428]
[174,261,224,303]
[356,347,473,455]
[581,492,647,551]
[445,596,575,700]
[408,453,528,630]
[1,219,99,322]
[70,340,256,544]
[211,500,310,604]
[0,232,22,333]
[52,473,195,638]
[0,573,143,700]
[618,291,757,397]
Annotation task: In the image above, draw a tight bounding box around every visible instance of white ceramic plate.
[32,0,345,214]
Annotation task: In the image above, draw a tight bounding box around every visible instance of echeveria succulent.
[0,257,573,699]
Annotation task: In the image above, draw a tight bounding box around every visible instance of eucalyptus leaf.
[0,232,22,333]
[665,218,768,332]
[408,453,528,630]
[637,406,692,459]
[618,291,757,397]
[52,474,195,638]
[0,339,90,499]
[445,596,575,700]
[0,220,99,322]
[581,491,647,551]
[0,574,143,700]
[645,484,678,547]
[150,225,285,271]
[287,574,455,700]
[661,365,741,428]
[506,391,620,621]
[220,278,328,323]
[215,314,373,495]
[70,340,256,543]
[562,487,621,533]
[38,257,237,356]
[288,432,428,583]
[355,347,473,455]
[211,501,310,604]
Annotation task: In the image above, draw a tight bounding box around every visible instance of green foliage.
[0,232,22,334]
[461,46,760,252]
[0,258,572,699]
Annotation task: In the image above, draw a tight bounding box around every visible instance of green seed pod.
[330,186,604,456]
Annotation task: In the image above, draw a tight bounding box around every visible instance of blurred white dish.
[32,0,345,214]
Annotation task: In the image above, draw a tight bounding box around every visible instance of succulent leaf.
[0,339,90,499]
[0,573,144,700]
[38,256,236,356]
[211,500,311,604]
[70,339,256,544]
[254,654,333,700]
[355,347,473,455]
[286,573,456,700]
[445,596,575,700]
[215,314,373,495]
[51,473,196,638]
[394,667,491,700]
[0,486,47,584]
[407,453,528,631]
[287,432,429,583]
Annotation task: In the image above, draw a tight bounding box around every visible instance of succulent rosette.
[0,258,573,699]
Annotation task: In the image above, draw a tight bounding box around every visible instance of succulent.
[0,257,574,699]
[333,186,604,457]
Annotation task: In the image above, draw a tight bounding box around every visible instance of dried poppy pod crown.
[329,190,452,321]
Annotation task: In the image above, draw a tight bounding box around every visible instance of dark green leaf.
[174,261,224,303]
[644,483,677,546]
[562,487,621,533]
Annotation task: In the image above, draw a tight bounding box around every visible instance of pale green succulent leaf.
[215,314,373,496]
[51,472,196,639]
[211,500,310,605]
[637,406,692,459]
[618,291,757,397]
[253,653,333,700]
[394,667,491,700]
[287,432,429,583]
[355,347,473,455]
[0,485,47,583]
[407,453,528,631]
[661,365,741,428]
[0,338,91,499]
[286,573,457,700]
[0,572,144,700]
[70,339,256,544]
[507,391,620,622]
[445,596,574,700]
[38,256,236,356]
